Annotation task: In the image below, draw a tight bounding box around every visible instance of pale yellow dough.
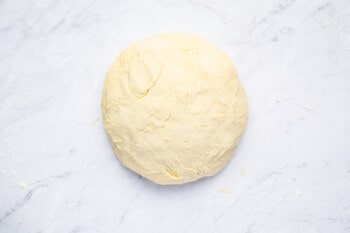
[101,34,248,185]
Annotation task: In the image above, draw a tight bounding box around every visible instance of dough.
[101,34,248,185]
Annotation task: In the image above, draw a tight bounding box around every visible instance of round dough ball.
[101,34,248,185]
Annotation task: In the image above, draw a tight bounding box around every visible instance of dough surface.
[101,34,248,185]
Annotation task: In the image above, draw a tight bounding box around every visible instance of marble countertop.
[1,0,350,232]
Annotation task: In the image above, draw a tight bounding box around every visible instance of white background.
[1,0,350,232]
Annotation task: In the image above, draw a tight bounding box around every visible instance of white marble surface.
[1,0,350,232]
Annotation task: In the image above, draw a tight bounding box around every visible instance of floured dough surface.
[101,34,248,185]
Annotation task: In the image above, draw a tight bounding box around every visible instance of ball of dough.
[101,34,248,185]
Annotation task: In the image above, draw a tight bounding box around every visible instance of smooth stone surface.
[1,0,349,232]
